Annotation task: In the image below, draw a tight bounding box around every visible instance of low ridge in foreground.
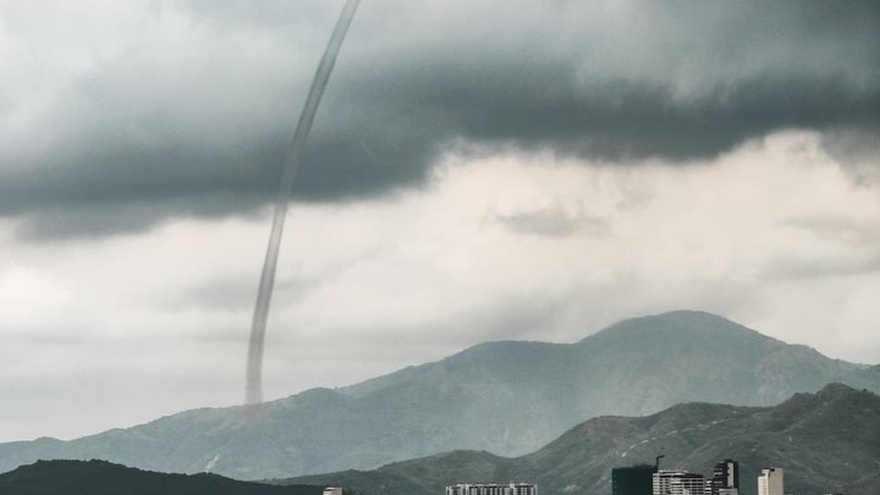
[0,459,325,495]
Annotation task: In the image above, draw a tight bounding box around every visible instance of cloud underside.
[0,0,878,238]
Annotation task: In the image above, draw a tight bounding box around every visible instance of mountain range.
[0,310,877,480]
[2,384,878,495]
[281,383,880,495]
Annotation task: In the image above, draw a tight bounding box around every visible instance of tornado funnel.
[246,0,361,405]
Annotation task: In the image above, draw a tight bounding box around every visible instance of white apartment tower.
[653,469,705,495]
[757,467,784,495]
[446,483,537,495]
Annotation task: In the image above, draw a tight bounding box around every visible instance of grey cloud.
[155,245,383,314]
[768,216,880,280]
[781,216,880,247]
[821,128,880,185]
[13,195,265,240]
[766,253,880,281]
[488,203,609,238]
[1,0,878,238]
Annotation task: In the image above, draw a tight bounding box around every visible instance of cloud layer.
[1,0,877,237]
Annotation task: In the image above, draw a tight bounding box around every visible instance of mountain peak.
[780,382,877,409]
[578,310,779,354]
[817,381,860,396]
[586,310,761,338]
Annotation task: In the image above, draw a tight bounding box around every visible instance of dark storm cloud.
[1,0,878,237]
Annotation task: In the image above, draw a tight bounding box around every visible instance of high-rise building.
[446,483,537,495]
[653,469,704,495]
[705,459,739,495]
[714,460,739,490]
[612,464,656,495]
[757,467,784,495]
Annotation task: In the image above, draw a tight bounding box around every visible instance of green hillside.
[281,384,880,495]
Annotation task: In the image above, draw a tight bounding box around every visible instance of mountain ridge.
[0,310,877,480]
[281,383,880,495]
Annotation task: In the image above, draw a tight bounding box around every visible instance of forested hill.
[0,459,326,495]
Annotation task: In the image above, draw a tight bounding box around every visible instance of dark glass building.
[612,464,656,495]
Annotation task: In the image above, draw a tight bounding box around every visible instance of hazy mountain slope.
[0,311,877,480]
[573,312,870,416]
[279,384,880,495]
[0,459,324,495]
[849,472,880,495]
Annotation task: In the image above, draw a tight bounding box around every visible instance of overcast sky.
[1,0,878,442]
